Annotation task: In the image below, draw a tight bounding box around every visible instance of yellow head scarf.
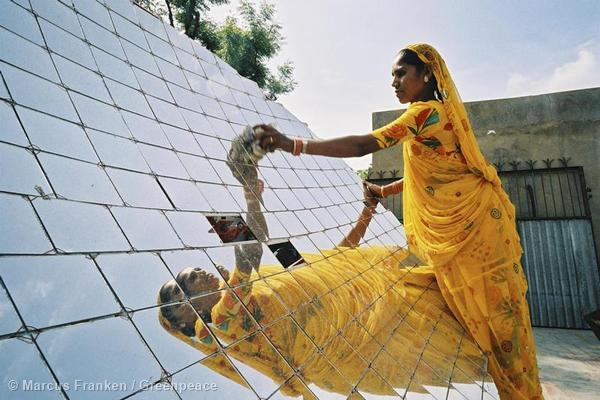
[156,295,247,386]
[404,43,501,189]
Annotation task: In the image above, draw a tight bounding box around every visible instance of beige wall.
[371,87,600,260]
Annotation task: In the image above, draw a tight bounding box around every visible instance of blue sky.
[212,0,600,170]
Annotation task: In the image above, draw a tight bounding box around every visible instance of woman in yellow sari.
[158,176,487,398]
[255,43,544,399]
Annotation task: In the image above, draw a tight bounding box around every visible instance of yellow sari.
[159,246,489,398]
[371,44,544,400]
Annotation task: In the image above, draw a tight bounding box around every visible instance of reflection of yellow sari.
[371,44,544,400]
[160,246,487,398]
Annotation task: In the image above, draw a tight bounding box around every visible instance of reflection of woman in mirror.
[253,44,543,399]
[158,139,485,398]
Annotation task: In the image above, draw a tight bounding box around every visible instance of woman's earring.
[424,76,429,83]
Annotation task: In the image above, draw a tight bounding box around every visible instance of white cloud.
[506,47,600,97]
[31,281,54,298]
[0,301,11,320]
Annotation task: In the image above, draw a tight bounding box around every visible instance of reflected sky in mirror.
[36,317,162,399]
[0,142,52,197]
[2,1,45,45]
[111,207,183,250]
[87,128,150,172]
[1,62,78,121]
[171,353,258,399]
[32,198,131,253]
[0,193,53,255]
[132,304,207,373]
[106,167,171,209]
[96,252,173,311]
[38,153,122,205]
[0,288,21,337]
[0,255,119,329]
[16,106,98,162]
[0,338,61,400]
[165,210,222,247]
[0,101,27,146]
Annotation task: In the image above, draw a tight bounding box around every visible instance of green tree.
[135,0,168,17]
[217,1,296,98]
[134,0,296,98]
[170,0,228,51]
[134,0,223,44]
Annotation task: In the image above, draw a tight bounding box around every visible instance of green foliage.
[265,61,296,98]
[195,17,222,52]
[135,0,166,16]
[135,0,296,97]
[216,2,296,98]
[171,0,229,49]
[356,164,372,181]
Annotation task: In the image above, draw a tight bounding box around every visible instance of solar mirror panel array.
[0,0,498,399]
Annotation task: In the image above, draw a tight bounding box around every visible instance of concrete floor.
[534,327,600,400]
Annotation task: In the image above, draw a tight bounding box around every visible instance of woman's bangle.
[301,139,308,154]
[292,138,302,156]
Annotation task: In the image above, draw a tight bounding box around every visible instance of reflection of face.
[391,55,427,104]
[160,268,223,336]
[177,267,220,295]
[160,279,197,333]
[177,267,221,319]
[162,279,184,302]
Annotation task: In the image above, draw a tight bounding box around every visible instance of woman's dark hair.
[159,282,197,337]
[397,49,443,102]
[159,282,172,304]
[397,49,425,72]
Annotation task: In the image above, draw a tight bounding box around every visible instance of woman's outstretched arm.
[255,125,381,158]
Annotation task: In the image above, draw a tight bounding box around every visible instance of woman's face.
[160,267,223,335]
[177,267,222,317]
[177,267,220,295]
[391,55,428,104]
[160,279,198,331]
